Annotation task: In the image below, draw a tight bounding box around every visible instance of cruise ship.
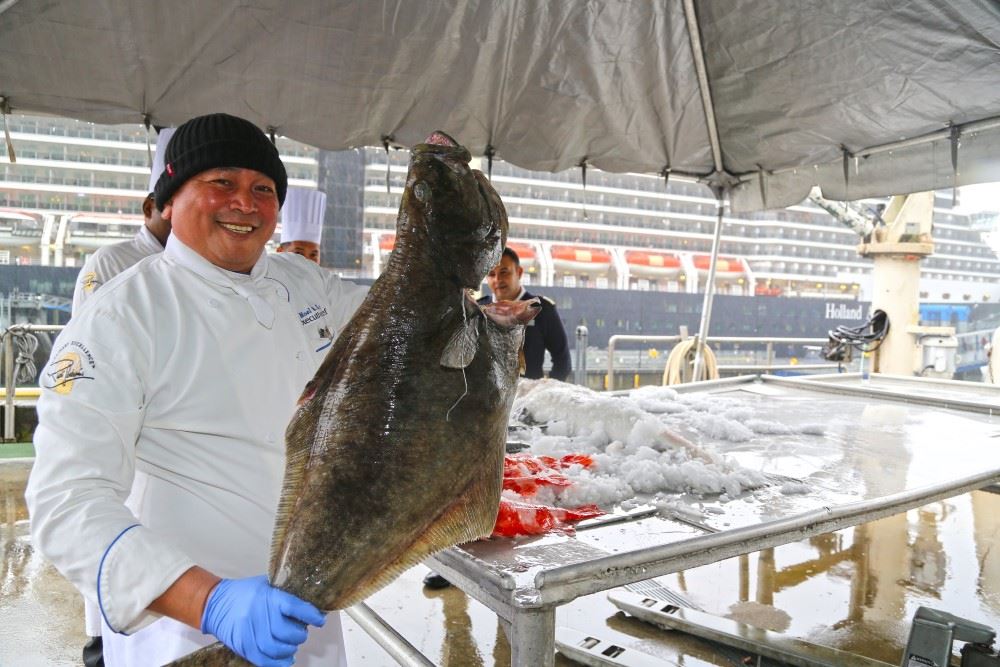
[2,113,999,356]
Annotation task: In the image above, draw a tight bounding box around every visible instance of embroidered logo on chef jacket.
[314,325,336,353]
[80,272,100,294]
[297,304,335,352]
[43,341,96,394]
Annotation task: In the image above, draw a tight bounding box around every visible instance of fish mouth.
[424,131,459,147]
[413,130,471,164]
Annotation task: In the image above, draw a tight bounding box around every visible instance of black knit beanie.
[153,113,287,210]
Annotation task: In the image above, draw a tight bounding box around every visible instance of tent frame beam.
[737,112,1000,184]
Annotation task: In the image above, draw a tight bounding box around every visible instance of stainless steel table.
[428,374,1000,666]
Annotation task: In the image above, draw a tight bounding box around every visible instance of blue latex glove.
[201,575,326,667]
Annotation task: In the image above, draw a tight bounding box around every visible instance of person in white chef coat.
[72,127,176,313]
[276,186,326,265]
[26,113,367,667]
[72,125,176,667]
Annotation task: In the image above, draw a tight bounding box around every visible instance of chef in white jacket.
[72,127,176,313]
[276,186,326,265]
[73,125,178,667]
[26,113,367,667]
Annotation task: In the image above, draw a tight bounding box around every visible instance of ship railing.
[605,334,836,391]
[2,323,64,442]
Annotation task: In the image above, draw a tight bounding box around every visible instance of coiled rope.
[2,328,40,385]
[662,337,719,385]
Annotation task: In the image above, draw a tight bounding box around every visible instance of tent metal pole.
[682,0,724,171]
[693,192,725,380]
[683,0,728,381]
[344,602,435,667]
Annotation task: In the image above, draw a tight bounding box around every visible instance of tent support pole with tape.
[682,0,732,382]
[693,191,725,381]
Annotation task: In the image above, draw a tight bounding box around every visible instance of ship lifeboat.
[378,233,396,253]
[550,244,613,273]
[755,284,784,296]
[625,250,682,278]
[506,240,537,271]
[0,209,44,248]
[692,254,744,278]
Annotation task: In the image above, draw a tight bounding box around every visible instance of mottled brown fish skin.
[271,136,515,606]
[167,133,520,666]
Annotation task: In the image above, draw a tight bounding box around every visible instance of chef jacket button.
[296,351,304,360]
[208,298,221,309]
[266,433,275,442]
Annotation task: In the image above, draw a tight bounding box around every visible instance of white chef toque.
[147,127,177,193]
[280,187,327,244]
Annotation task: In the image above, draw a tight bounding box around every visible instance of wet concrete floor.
[4,456,1000,666]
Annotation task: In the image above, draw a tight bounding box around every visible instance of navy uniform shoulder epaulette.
[540,295,556,306]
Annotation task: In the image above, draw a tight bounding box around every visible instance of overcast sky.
[958,183,1000,213]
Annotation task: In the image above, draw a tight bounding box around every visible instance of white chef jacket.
[26,235,367,666]
[72,224,165,313]
[71,224,166,636]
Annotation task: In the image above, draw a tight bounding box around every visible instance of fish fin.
[162,640,248,665]
[440,318,479,368]
[270,323,359,578]
[270,391,323,577]
[333,452,502,608]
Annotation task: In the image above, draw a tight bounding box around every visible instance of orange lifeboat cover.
[378,234,396,252]
[551,245,612,264]
[625,250,681,268]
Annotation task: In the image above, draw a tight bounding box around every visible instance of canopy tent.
[1,0,999,212]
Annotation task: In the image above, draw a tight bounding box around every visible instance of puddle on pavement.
[5,458,1000,666]
[0,459,87,667]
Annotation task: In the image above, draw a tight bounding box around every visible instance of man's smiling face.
[163,167,279,273]
[486,253,522,302]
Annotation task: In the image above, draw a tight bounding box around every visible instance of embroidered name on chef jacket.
[298,304,328,325]
[43,340,96,394]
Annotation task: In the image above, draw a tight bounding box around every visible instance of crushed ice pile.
[508,380,826,510]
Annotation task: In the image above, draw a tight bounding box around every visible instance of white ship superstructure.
[2,114,999,305]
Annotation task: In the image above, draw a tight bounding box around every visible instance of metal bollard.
[574,325,588,386]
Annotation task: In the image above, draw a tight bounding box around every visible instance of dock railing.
[605,335,838,391]
[2,323,64,441]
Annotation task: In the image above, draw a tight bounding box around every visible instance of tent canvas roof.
[1,0,999,211]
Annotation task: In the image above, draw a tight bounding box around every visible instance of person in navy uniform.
[479,247,571,381]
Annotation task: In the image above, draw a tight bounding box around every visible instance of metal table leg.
[510,606,556,667]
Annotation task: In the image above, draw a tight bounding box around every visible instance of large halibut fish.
[168,132,538,666]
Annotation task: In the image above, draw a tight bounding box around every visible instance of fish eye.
[414,182,430,202]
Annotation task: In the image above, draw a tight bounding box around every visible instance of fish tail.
[163,641,250,667]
